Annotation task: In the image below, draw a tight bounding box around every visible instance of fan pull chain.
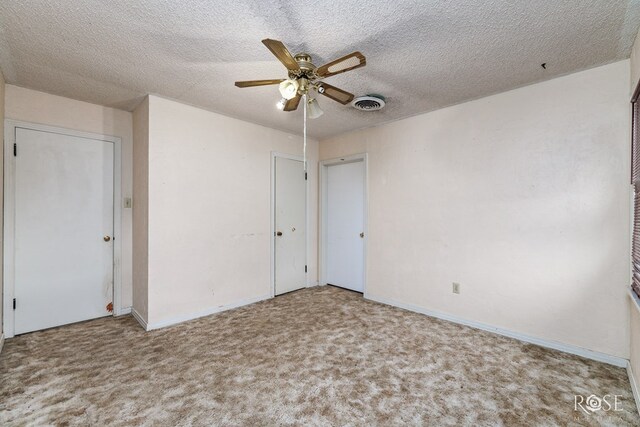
[303,93,307,173]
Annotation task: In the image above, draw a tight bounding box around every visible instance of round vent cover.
[351,95,386,111]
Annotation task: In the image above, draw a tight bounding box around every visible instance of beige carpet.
[0,286,638,426]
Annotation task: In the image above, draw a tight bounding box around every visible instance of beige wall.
[4,85,134,310]
[631,306,640,397]
[321,60,631,358]
[132,97,149,320]
[632,30,640,93]
[631,29,640,403]
[142,95,318,326]
[0,70,4,340]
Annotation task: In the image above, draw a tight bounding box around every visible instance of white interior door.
[326,160,365,292]
[14,127,114,334]
[274,156,306,295]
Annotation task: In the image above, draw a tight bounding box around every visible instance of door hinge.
[305,265,307,273]
[13,143,17,157]
[305,172,307,180]
[13,298,16,310]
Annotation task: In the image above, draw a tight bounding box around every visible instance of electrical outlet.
[452,282,460,294]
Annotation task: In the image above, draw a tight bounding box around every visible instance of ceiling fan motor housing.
[352,95,386,111]
[294,53,315,71]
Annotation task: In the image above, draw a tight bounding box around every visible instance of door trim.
[319,153,368,296]
[271,151,308,298]
[3,119,123,338]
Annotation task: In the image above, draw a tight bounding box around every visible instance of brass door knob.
[104,236,111,242]
[276,231,283,236]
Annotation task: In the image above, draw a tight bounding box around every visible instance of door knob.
[276,231,283,236]
[104,236,111,242]
[360,232,364,238]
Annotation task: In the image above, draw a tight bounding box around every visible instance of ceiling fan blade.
[235,79,284,88]
[262,39,300,71]
[283,95,301,111]
[318,82,354,105]
[316,51,366,78]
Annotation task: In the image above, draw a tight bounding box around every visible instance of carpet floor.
[0,286,638,426]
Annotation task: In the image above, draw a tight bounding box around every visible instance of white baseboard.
[366,294,628,368]
[0,333,4,355]
[116,306,131,316]
[131,307,148,331]
[146,294,271,331]
[628,362,640,416]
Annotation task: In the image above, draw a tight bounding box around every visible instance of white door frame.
[270,151,308,298]
[320,153,368,295]
[3,119,123,338]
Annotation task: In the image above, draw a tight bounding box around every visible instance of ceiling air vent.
[351,95,385,111]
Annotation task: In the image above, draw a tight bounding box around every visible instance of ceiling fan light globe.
[279,79,299,100]
[276,98,287,110]
[307,98,324,119]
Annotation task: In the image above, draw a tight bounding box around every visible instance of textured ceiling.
[0,1,639,139]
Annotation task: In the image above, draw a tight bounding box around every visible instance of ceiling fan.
[235,39,366,116]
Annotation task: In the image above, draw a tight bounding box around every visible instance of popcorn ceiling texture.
[0,286,638,426]
[0,1,638,139]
